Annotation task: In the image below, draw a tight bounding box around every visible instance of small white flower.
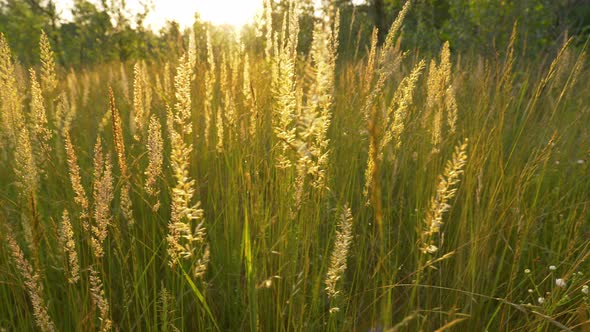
[524,269,531,274]
[329,307,340,314]
[577,159,585,164]
[538,297,545,304]
[528,289,533,293]
[549,265,556,271]
[555,278,567,288]
[582,285,589,295]
[426,245,439,254]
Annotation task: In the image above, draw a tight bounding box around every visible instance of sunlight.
[55,0,264,30]
[145,0,264,30]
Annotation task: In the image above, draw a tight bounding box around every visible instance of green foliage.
[3,0,590,66]
[0,0,49,64]
[357,0,590,55]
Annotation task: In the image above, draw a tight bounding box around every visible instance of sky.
[55,0,265,30]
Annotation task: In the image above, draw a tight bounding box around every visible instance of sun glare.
[56,0,264,30]
[145,0,264,30]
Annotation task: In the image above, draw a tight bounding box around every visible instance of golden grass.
[1,1,590,330]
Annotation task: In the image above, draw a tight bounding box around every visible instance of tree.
[0,0,49,64]
[373,0,385,43]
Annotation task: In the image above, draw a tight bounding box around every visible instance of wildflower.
[549,265,556,271]
[538,297,545,304]
[426,245,439,254]
[582,285,589,294]
[577,159,585,164]
[524,269,531,274]
[555,278,567,288]
[263,278,272,288]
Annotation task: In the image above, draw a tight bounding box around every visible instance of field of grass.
[1,3,590,331]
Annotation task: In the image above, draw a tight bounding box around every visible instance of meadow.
[1,1,590,331]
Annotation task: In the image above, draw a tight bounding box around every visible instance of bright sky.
[56,0,265,30]
[145,0,264,29]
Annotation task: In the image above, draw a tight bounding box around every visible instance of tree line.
[1,0,590,66]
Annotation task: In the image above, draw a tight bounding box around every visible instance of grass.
[1,3,590,331]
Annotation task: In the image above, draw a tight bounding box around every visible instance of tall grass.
[1,1,590,331]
